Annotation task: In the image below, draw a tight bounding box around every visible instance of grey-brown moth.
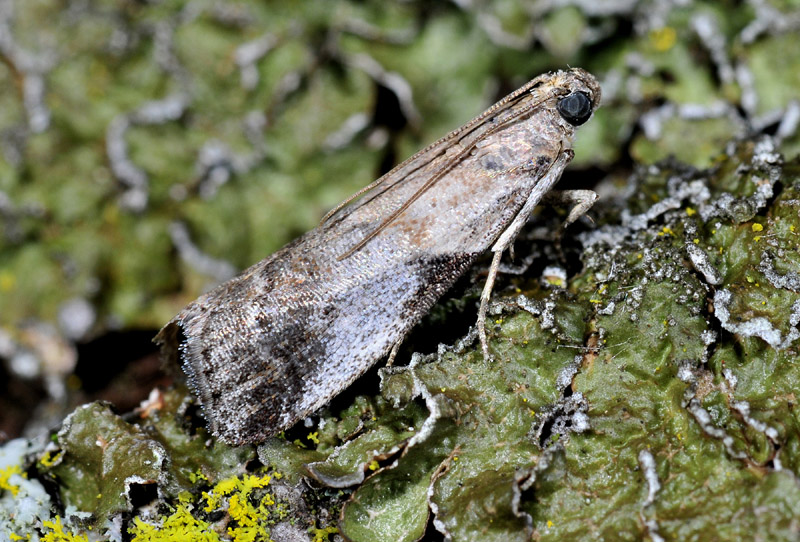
[156,68,601,445]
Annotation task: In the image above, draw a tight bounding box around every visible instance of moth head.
[547,67,601,128]
[556,91,593,126]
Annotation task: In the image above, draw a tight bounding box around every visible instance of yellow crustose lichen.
[128,505,217,542]
[129,473,284,542]
[0,464,24,496]
[40,517,89,542]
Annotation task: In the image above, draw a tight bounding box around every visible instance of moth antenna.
[320,174,391,225]
[321,76,552,228]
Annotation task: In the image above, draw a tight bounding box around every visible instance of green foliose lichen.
[262,139,800,542]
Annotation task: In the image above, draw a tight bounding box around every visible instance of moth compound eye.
[556,91,593,126]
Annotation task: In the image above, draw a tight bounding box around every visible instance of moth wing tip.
[211,413,284,446]
[154,316,186,360]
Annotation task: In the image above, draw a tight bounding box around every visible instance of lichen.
[124,469,315,542]
[308,524,338,542]
[40,517,89,542]
[0,464,24,497]
[128,505,219,542]
[275,138,800,542]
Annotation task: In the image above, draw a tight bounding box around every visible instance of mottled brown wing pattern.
[156,68,601,445]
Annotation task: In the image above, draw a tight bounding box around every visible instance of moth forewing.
[322,72,568,238]
[156,68,601,445]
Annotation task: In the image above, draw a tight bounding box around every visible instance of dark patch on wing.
[400,252,478,318]
[481,154,505,171]
[535,155,550,169]
[169,250,480,444]
[209,304,339,444]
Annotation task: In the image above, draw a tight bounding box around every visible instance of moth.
[157,68,601,445]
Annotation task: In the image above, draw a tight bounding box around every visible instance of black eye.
[557,91,593,126]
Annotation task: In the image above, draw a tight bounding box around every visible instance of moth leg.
[478,250,504,360]
[477,152,580,360]
[386,341,402,367]
[541,190,597,261]
[542,189,597,229]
